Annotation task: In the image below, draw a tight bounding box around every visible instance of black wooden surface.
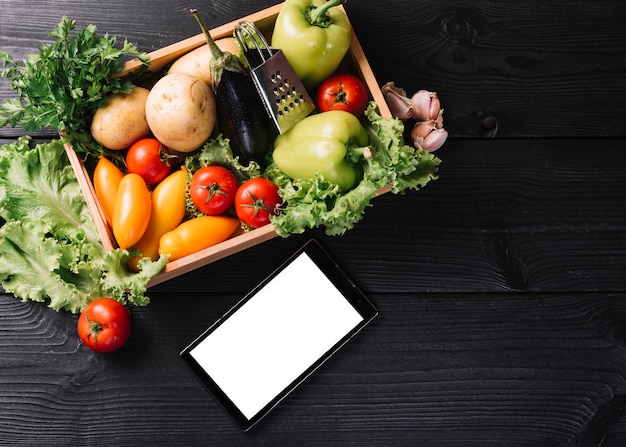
[2,0,626,445]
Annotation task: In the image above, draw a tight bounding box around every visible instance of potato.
[91,86,151,150]
[145,73,216,153]
[168,37,239,86]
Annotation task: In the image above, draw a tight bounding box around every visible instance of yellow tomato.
[127,169,187,271]
[158,215,240,262]
[93,156,124,226]
[112,173,151,249]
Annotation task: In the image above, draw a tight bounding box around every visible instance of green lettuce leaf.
[0,137,101,246]
[0,137,165,313]
[0,220,100,313]
[266,103,441,237]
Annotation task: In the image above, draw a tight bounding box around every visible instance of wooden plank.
[2,0,626,445]
[1,291,626,445]
[4,0,625,138]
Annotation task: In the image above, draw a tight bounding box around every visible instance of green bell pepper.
[271,0,352,90]
[272,110,369,191]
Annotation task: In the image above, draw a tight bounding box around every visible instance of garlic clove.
[381,81,408,98]
[412,124,448,152]
[411,119,437,140]
[411,90,442,122]
[382,82,413,121]
[422,128,448,152]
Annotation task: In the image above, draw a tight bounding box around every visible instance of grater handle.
[234,21,274,69]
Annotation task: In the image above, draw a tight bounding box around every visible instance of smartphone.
[179,239,378,431]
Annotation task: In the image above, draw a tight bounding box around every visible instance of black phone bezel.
[179,239,378,431]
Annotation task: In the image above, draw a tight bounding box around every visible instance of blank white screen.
[189,252,364,420]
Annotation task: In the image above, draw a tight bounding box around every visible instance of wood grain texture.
[2,291,626,446]
[2,0,626,445]
[2,0,626,139]
[346,0,626,138]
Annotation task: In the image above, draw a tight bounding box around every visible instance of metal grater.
[234,21,315,134]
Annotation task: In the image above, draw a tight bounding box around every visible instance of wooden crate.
[64,2,391,287]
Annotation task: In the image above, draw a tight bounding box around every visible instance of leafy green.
[266,103,441,236]
[0,137,166,314]
[0,16,149,156]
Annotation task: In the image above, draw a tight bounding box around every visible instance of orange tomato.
[93,156,124,225]
[112,173,151,249]
[127,168,187,271]
[158,215,240,262]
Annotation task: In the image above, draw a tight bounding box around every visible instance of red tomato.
[190,166,239,215]
[234,177,282,228]
[77,298,131,353]
[126,138,173,184]
[316,74,369,116]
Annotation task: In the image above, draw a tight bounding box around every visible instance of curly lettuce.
[0,137,166,314]
[266,103,441,236]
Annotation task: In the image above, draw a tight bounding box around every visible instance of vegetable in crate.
[126,138,174,185]
[316,73,369,116]
[145,72,217,153]
[265,104,441,237]
[190,9,277,165]
[127,168,187,272]
[271,0,352,90]
[158,215,240,262]
[0,17,149,157]
[0,138,166,314]
[272,110,370,191]
[190,165,239,215]
[168,37,239,85]
[235,178,282,229]
[93,156,125,226]
[112,173,152,250]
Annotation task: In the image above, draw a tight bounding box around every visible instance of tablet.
[179,239,378,431]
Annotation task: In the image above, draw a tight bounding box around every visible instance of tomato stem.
[86,314,103,345]
[241,191,275,217]
[328,80,349,107]
[197,181,230,204]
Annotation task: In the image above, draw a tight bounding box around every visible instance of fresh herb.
[0,17,149,156]
[265,102,441,236]
[0,137,166,314]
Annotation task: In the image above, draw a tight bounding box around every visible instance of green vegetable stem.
[271,0,352,90]
[272,110,369,191]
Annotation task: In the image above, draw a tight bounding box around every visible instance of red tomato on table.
[77,298,131,353]
[316,74,369,116]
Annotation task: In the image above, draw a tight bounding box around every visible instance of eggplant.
[215,69,276,166]
[190,9,276,166]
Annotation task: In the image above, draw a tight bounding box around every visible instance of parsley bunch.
[0,17,149,156]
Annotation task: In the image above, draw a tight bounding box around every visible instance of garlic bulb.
[382,81,449,152]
